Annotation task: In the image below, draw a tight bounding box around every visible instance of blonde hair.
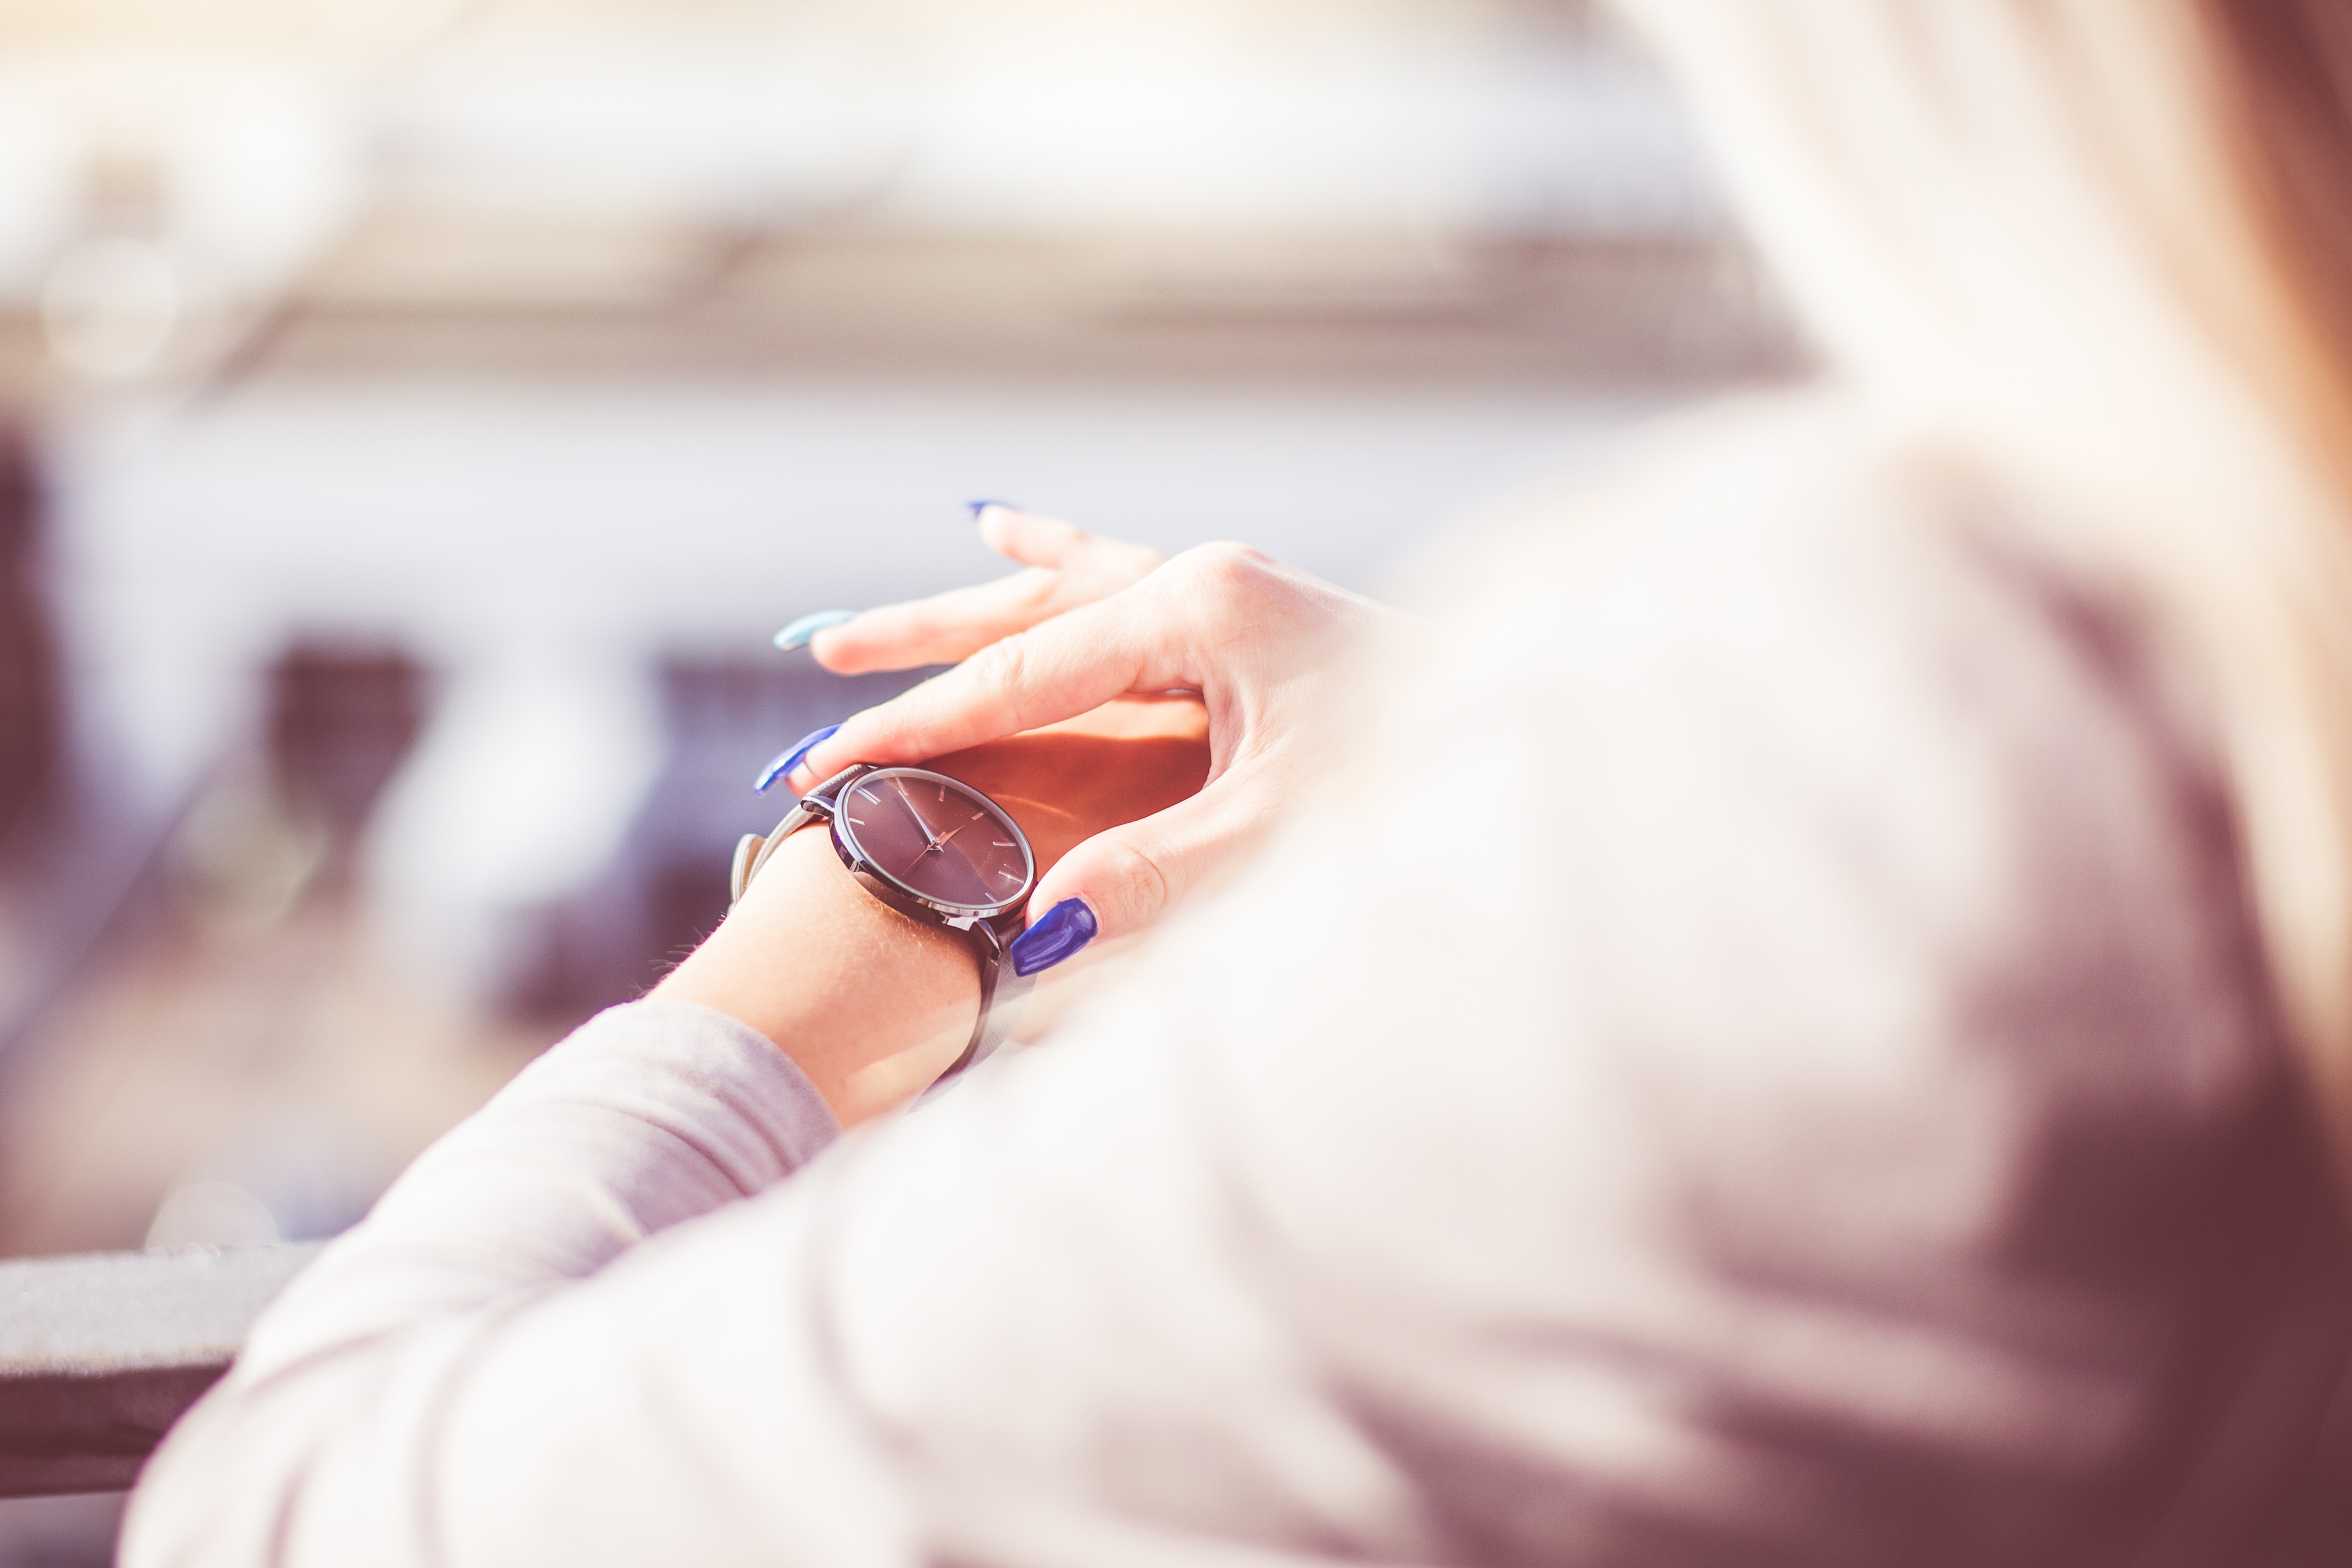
[1617,1,2352,1154]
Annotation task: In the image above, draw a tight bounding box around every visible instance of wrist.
[653,823,978,1125]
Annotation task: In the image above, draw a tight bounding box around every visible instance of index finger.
[793,587,1198,785]
[811,568,1058,674]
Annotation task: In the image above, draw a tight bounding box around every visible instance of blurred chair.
[265,643,427,878]
[0,430,58,854]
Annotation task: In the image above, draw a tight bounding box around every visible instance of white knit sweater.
[123,400,2352,1567]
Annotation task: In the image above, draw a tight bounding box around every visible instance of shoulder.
[1422,390,2203,744]
[1437,385,2260,1038]
[1313,386,2297,1257]
[1410,390,2239,930]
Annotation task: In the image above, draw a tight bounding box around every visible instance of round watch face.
[833,767,1035,914]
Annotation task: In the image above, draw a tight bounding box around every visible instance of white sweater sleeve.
[118,999,919,1568]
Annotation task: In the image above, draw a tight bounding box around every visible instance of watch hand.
[898,785,944,846]
[929,806,993,855]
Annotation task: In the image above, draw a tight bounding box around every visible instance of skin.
[808,506,1167,675]
[787,507,1405,951]
[653,694,1209,1126]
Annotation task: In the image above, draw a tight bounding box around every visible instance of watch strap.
[930,918,1034,1092]
[730,765,866,904]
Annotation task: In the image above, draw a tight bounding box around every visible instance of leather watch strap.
[931,919,1034,1089]
[730,766,864,904]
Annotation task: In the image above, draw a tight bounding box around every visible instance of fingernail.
[965,499,1018,517]
[773,610,857,651]
[754,723,841,793]
[1010,898,1097,977]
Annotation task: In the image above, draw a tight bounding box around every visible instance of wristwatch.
[730,764,1036,1089]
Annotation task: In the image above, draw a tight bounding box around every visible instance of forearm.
[125,769,984,1563]
[122,830,960,1567]
[213,1001,840,1368]
[125,702,1211,1566]
[122,998,853,1568]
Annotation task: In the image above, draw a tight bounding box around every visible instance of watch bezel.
[827,765,1036,926]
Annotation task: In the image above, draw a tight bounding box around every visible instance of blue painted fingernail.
[965,499,1018,517]
[1010,898,1097,977]
[773,610,857,651]
[754,723,841,793]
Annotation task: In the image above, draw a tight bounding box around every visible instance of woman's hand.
[799,504,1167,674]
[787,537,1407,971]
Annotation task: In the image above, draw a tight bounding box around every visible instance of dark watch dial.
[835,768,1034,914]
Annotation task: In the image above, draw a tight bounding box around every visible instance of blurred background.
[0,1,1793,1554]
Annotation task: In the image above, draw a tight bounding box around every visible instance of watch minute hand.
[898,787,944,846]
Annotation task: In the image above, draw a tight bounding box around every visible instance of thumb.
[1009,781,1274,974]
